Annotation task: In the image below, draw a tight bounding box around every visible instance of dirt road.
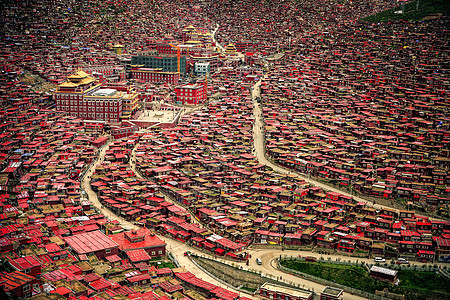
[250,80,438,219]
[77,74,438,300]
[81,140,254,298]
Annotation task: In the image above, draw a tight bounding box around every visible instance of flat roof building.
[54,70,139,123]
[175,82,207,105]
[369,265,398,283]
[131,53,186,74]
[64,230,119,259]
[320,287,344,300]
[108,228,166,258]
[194,62,210,76]
[130,67,180,85]
[260,282,313,300]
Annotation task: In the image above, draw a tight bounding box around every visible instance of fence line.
[168,251,180,268]
[277,257,390,300]
[187,254,255,297]
[283,255,447,272]
[190,253,316,296]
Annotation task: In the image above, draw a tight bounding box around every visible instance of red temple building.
[54,70,139,122]
[174,82,207,105]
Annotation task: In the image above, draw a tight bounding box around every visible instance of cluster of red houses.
[0,92,105,201]
[0,0,449,299]
[0,0,219,85]
[0,112,253,299]
[258,19,449,214]
[207,0,395,56]
[0,68,254,300]
[128,88,450,263]
[90,140,247,258]
[1,227,250,300]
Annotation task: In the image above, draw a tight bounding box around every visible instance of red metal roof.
[105,254,121,263]
[89,278,112,291]
[64,230,118,255]
[127,249,151,263]
[9,255,41,271]
[50,286,73,296]
[437,238,450,248]
[127,273,151,283]
[0,271,34,292]
[109,228,165,251]
[156,268,172,275]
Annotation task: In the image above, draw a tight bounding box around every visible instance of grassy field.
[150,261,175,269]
[281,260,388,293]
[363,0,449,22]
[280,260,450,300]
[395,270,450,300]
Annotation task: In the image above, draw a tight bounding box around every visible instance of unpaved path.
[250,79,439,219]
[81,140,253,297]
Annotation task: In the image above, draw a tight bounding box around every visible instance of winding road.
[85,153,339,299]
[249,79,440,219]
[77,26,444,300]
[80,129,253,298]
[80,86,438,300]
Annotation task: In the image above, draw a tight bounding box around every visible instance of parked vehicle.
[374,257,386,262]
[256,258,262,265]
[396,258,409,264]
[305,256,317,262]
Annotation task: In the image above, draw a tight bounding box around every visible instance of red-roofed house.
[126,249,152,264]
[89,278,112,292]
[108,228,166,257]
[9,255,42,277]
[64,230,119,259]
[156,268,173,277]
[50,286,74,298]
[0,238,13,253]
[126,273,152,287]
[158,280,183,294]
[0,271,40,298]
[436,238,450,262]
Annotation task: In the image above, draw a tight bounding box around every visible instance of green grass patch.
[280,260,450,299]
[392,270,450,300]
[280,260,388,293]
[363,0,449,22]
[241,286,257,293]
[150,261,175,269]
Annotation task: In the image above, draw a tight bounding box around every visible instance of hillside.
[363,0,449,22]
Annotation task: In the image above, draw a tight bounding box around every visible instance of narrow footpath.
[129,133,371,299]
[81,139,254,298]
[79,44,440,300]
[250,80,438,219]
